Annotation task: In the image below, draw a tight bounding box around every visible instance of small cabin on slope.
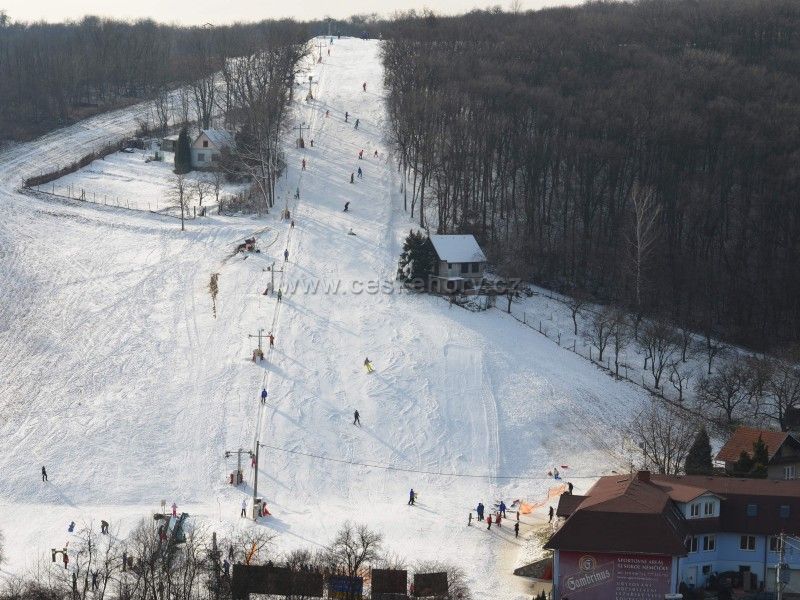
[429,234,486,292]
[191,129,235,168]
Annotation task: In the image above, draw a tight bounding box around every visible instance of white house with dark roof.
[191,129,235,168]
[429,234,486,292]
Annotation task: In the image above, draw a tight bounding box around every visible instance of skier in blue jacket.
[261,388,268,404]
[499,501,507,518]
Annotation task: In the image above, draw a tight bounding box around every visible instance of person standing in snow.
[345,111,349,122]
[171,502,178,517]
[408,488,415,505]
[374,150,378,158]
[567,481,574,494]
[514,522,520,538]
[326,110,330,118]
[350,173,354,184]
[284,248,289,261]
[359,149,363,159]
[42,466,48,482]
[277,289,283,302]
[301,158,306,171]
[477,502,485,521]
[499,501,507,518]
[468,512,472,526]
[101,520,109,534]
[269,333,275,347]
[357,167,363,179]
[353,410,361,426]
[496,513,502,528]
[487,514,492,530]
[240,498,247,518]
[354,119,359,129]
[362,82,367,92]
[553,466,560,479]
[344,202,350,212]
[261,388,268,404]
[364,357,374,373]
[548,506,554,522]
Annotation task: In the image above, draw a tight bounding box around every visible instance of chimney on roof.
[637,471,651,483]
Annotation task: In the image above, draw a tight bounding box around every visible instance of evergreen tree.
[174,126,192,174]
[684,427,713,475]
[751,435,769,478]
[397,230,435,289]
[733,449,754,476]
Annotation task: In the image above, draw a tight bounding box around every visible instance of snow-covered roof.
[430,234,486,263]
[163,134,180,141]
[198,129,235,149]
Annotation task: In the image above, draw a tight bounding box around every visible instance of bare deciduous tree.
[629,400,695,475]
[640,320,679,389]
[169,173,195,231]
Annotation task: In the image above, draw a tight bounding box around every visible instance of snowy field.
[31,148,249,215]
[0,38,656,598]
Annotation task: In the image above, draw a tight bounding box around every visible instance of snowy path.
[0,38,654,599]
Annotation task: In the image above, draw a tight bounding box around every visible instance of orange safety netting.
[517,484,568,514]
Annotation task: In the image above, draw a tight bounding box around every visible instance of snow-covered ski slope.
[0,39,653,598]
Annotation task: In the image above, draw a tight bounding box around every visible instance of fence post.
[589,347,593,361]
[523,312,526,325]
[539,320,542,333]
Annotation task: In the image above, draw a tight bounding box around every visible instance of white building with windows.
[429,234,486,293]
[190,129,235,169]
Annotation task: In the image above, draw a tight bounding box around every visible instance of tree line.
[0,521,471,600]
[0,15,307,141]
[382,0,800,350]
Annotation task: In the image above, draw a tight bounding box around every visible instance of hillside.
[0,38,654,598]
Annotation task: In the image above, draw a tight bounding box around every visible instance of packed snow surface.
[0,38,654,598]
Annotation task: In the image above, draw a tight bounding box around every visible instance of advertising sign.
[558,551,672,600]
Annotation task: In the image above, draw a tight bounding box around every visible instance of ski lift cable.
[257,442,602,480]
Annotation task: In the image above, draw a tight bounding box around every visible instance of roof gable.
[429,235,486,263]
[194,129,235,150]
[715,426,790,463]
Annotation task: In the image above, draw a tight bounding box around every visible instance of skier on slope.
[408,488,415,506]
[362,82,366,92]
[301,158,306,171]
[261,388,268,404]
[284,248,289,261]
[345,111,349,122]
[172,502,178,517]
[374,150,378,158]
[359,149,363,159]
[357,167,363,179]
[353,410,361,426]
[364,357,374,373]
[514,522,520,538]
[240,498,247,518]
[343,202,350,212]
[277,289,283,302]
[350,173,355,184]
[269,332,275,347]
[548,505,554,522]
[354,119,359,129]
[476,502,485,521]
[42,466,48,482]
[499,500,507,518]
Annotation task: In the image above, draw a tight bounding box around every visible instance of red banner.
[558,551,672,600]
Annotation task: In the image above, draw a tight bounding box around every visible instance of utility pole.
[253,441,262,504]
[293,122,308,147]
[777,532,786,600]
[306,76,318,101]
[248,329,265,353]
[316,41,325,62]
[224,448,253,485]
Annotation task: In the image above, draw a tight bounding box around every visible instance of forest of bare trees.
[0,15,307,141]
[382,0,800,350]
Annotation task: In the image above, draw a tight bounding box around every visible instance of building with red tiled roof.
[715,426,800,480]
[546,471,800,599]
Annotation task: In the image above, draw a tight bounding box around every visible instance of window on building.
[740,535,756,551]
[746,504,758,517]
[471,262,480,273]
[690,503,700,517]
[447,263,453,269]
[702,565,712,575]
[703,535,716,551]
[197,153,205,162]
[460,263,469,274]
[203,140,209,148]
[687,537,698,553]
[784,465,796,480]
[704,501,715,516]
[780,505,791,519]
[770,536,783,552]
